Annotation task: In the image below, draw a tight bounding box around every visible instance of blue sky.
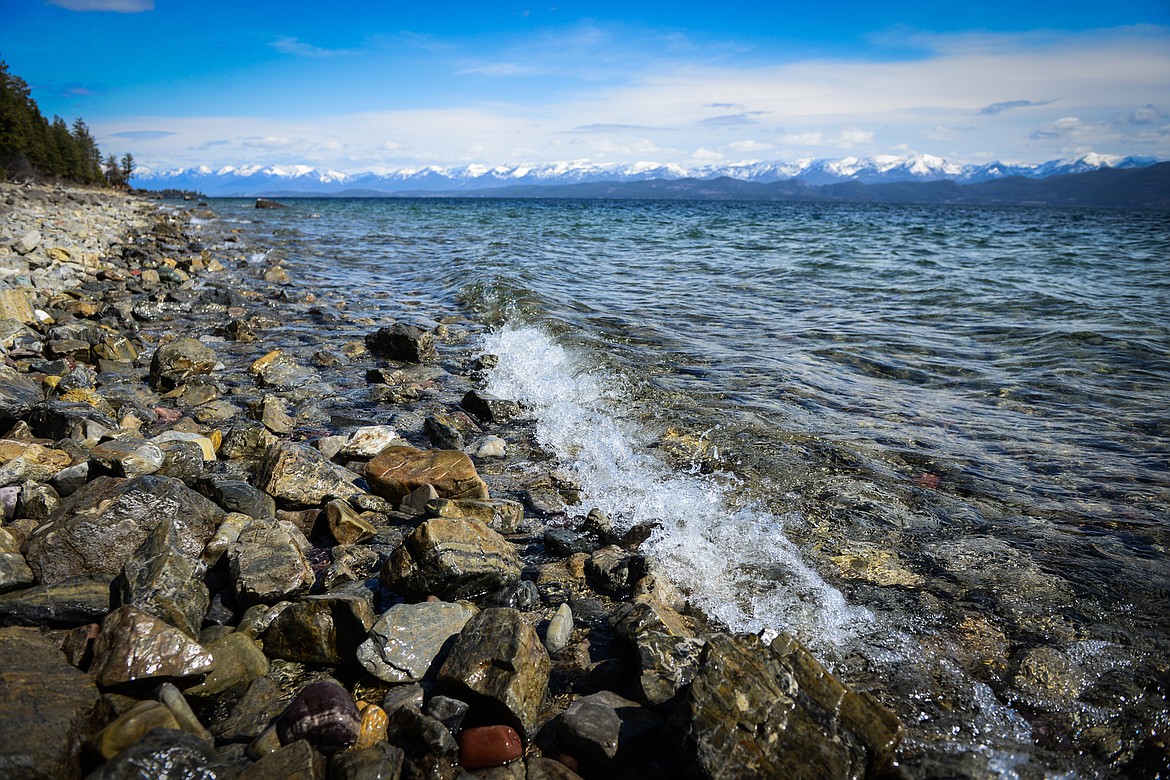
[2,0,1168,173]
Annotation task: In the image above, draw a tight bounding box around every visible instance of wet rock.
[358,600,477,684]
[543,602,573,654]
[89,605,215,689]
[366,445,489,504]
[400,483,439,515]
[202,511,251,566]
[257,440,359,507]
[1012,646,1087,699]
[458,725,523,770]
[660,632,903,779]
[425,695,470,735]
[220,421,279,461]
[558,690,662,766]
[484,579,540,611]
[228,520,315,607]
[85,728,232,780]
[240,739,326,780]
[526,756,585,780]
[150,336,217,391]
[0,550,34,593]
[386,704,458,765]
[185,630,270,698]
[325,499,377,545]
[24,474,224,585]
[382,684,426,716]
[201,476,277,521]
[426,497,524,534]
[437,607,551,739]
[209,676,287,743]
[466,435,507,459]
[0,626,103,780]
[356,703,390,750]
[544,529,595,557]
[261,591,377,666]
[158,681,215,743]
[27,400,117,442]
[0,573,112,627]
[611,595,694,641]
[365,323,437,363]
[0,365,43,425]
[89,436,165,477]
[328,742,407,780]
[339,425,403,460]
[461,390,521,425]
[381,517,521,601]
[633,631,706,706]
[586,546,647,597]
[116,517,209,638]
[89,699,182,761]
[0,440,72,486]
[253,394,294,435]
[276,680,361,755]
[322,544,381,590]
[424,413,465,450]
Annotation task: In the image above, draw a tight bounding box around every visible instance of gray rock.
[437,607,550,739]
[543,602,573,654]
[387,704,458,761]
[210,675,288,742]
[0,365,43,425]
[200,476,277,520]
[27,400,117,441]
[558,690,662,765]
[89,436,164,477]
[85,727,232,780]
[339,425,403,459]
[466,435,507,459]
[357,600,476,684]
[18,479,60,521]
[256,440,359,507]
[0,574,112,627]
[185,631,270,698]
[365,323,437,363]
[219,421,279,461]
[399,483,439,515]
[380,517,521,601]
[634,630,706,706]
[327,742,407,780]
[156,439,208,483]
[424,413,465,450]
[586,546,647,597]
[381,684,426,716]
[150,336,218,391]
[526,757,586,780]
[262,591,377,666]
[240,738,326,780]
[424,695,469,735]
[544,529,595,557]
[89,605,215,689]
[461,390,521,425]
[0,626,103,780]
[12,230,40,255]
[116,517,209,638]
[426,497,524,534]
[0,551,34,594]
[229,520,315,607]
[276,680,361,755]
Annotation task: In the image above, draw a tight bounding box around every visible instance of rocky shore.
[0,183,903,779]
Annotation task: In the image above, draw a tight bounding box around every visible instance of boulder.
[0,551,34,593]
[0,627,104,780]
[228,520,315,607]
[634,630,706,706]
[24,475,224,585]
[558,690,662,766]
[0,574,112,627]
[276,680,361,755]
[116,517,209,638]
[85,728,232,780]
[89,605,215,689]
[365,323,437,363]
[261,591,377,665]
[88,700,181,761]
[357,600,477,683]
[200,476,276,520]
[256,440,359,507]
[366,445,489,503]
[437,608,550,740]
[149,336,217,390]
[381,517,521,601]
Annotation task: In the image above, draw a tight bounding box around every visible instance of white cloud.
[47,0,153,11]
[271,37,358,58]
[726,140,774,152]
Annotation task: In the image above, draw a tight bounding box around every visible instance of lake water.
[208,197,1170,777]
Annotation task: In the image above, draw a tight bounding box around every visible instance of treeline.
[0,59,134,187]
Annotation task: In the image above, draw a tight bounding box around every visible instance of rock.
[558,690,662,765]
[425,695,470,735]
[356,703,390,750]
[0,627,103,780]
[381,517,521,601]
[276,680,362,755]
[12,230,41,255]
[366,445,489,503]
[327,742,407,780]
[424,413,465,450]
[153,429,218,460]
[365,323,437,363]
[426,497,524,534]
[256,394,295,434]
[116,517,209,638]
[184,631,270,698]
[543,602,573,654]
[239,739,326,780]
[261,591,377,665]
[256,198,288,209]
[27,400,116,441]
[611,595,694,641]
[467,435,507,459]
[85,728,232,780]
[89,436,165,477]
[0,574,112,627]
[0,551,34,593]
[586,546,647,597]
[202,511,252,566]
[526,757,586,779]
[89,700,181,761]
[437,608,551,740]
[0,440,72,486]
[382,684,426,716]
[1012,646,1086,699]
[18,479,61,521]
[634,631,706,706]
[200,477,277,520]
[340,425,403,459]
[458,725,523,770]
[158,681,215,743]
[24,474,224,585]
[544,529,595,557]
[461,390,521,425]
[228,520,315,607]
[357,600,476,683]
[219,421,278,461]
[399,483,439,515]
[210,676,287,743]
[386,704,458,762]
[0,365,44,424]
[325,499,377,545]
[660,632,903,779]
[0,289,35,323]
[256,440,359,507]
[89,605,215,689]
[150,336,217,390]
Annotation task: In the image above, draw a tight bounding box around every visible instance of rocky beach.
[0,184,905,779]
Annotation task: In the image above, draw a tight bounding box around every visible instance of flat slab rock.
[365,445,489,503]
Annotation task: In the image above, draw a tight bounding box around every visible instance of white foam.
[483,324,871,651]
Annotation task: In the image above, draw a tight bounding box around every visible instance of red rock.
[914,472,941,489]
[458,725,523,769]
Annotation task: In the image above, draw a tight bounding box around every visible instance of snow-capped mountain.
[133,154,1160,196]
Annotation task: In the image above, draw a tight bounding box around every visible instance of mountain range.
[134,153,1161,198]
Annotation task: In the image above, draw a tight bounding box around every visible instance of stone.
[261,591,377,665]
[202,511,252,566]
[543,602,573,654]
[611,595,694,641]
[0,365,43,426]
[381,517,521,601]
[386,704,458,762]
[634,631,706,706]
[326,499,377,545]
[158,681,215,743]
[340,425,404,459]
[0,551,34,593]
[365,323,437,363]
[0,574,112,627]
[467,435,507,459]
[200,477,277,520]
[228,520,315,607]
[276,680,362,755]
[659,632,903,780]
[356,703,390,750]
[424,413,465,450]
[437,608,551,739]
[116,517,209,638]
[24,474,224,585]
[89,605,215,689]
[257,440,359,507]
[12,230,41,255]
[425,695,470,735]
[558,690,662,766]
[255,394,295,434]
[211,676,287,743]
[0,289,35,323]
[239,739,326,780]
[89,700,182,761]
[458,725,523,770]
[366,445,489,503]
[219,421,279,461]
[426,497,524,534]
[327,743,407,780]
[586,546,647,597]
[150,336,217,390]
[399,483,439,515]
[526,757,585,780]
[27,400,117,442]
[184,631,271,698]
[0,627,103,780]
[544,529,595,557]
[18,479,61,521]
[0,440,72,486]
[357,600,477,683]
[153,429,217,458]
[461,390,522,425]
[382,684,426,716]
[85,728,232,780]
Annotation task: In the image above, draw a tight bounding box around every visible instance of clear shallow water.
[211,197,1170,776]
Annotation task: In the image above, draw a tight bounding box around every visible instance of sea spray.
[483,323,871,653]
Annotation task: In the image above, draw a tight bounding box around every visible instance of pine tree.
[120,151,135,185]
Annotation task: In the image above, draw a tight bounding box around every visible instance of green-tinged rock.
[425,497,524,534]
[184,631,270,698]
[0,573,113,627]
[261,591,377,665]
[89,605,215,690]
[116,517,209,638]
[380,516,521,601]
[89,700,181,761]
[357,600,477,684]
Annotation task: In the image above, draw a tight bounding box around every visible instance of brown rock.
[89,605,215,689]
[381,517,521,601]
[458,725,523,770]
[366,445,488,503]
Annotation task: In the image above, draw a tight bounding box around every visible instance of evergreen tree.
[120,151,134,185]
